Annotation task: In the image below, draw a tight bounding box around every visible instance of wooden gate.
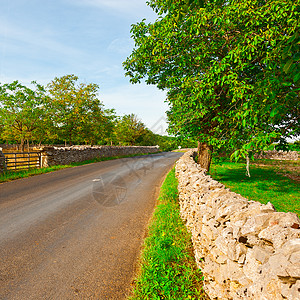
[4,151,42,171]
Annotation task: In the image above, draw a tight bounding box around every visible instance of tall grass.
[130,168,208,300]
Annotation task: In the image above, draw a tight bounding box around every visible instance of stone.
[241,213,275,235]
[264,279,285,300]
[216,201,248,221]
[254,150,299,161]
[175,150,299,300]
[268,254,291,277]
[243,249,264,282]
[278,239,300,255]
[258,225,300,249]
[227,240,241,261]
[221,227,234,238]
[238,254,246,264]
[260,201,276,213]
[280,280,300,300]
[215,253,228,264]
[245,234,261,247]
[230,280,242,291]
[201,225,215,240]
[232,221,244,239]
[226,259,245,281]
[286,265,300,278]
[201,256,220,277]
[41,145,160,167]
[253,245,273,264]
[269,212,300,228]
[210,246,227,264]
[289,251,300,265]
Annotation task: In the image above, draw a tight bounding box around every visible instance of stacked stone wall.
[176,151,300,299]
[40,145,160,167]
[0,144,19,150]
[255,150,299,161]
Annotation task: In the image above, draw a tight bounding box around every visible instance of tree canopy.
[0,81,46,150]
[124,0,300,170]
[0,75,196,151]
[46,74,111,145]
[114,113,147,145]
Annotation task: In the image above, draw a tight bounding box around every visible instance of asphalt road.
[0,152,183,300]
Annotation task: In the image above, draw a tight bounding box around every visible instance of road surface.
[0,152,182,299]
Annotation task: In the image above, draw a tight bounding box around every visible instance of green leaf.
[283,59,293,74]
[293,53,300,61]
[270,109,277,117]
[294,72,300,83]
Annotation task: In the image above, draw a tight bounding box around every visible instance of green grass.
[0,153,153,183]
[130,168,208,300]
[210,161,300,216]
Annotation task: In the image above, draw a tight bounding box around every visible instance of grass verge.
[210,161,300,216]
[0,153,153,183]
[130,168,208,300]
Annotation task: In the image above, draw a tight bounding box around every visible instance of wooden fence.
[3,151,42,171]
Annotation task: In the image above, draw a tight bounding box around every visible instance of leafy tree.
[124,0,299,171]
[0,81,46,150]
[114,114,147,145]
[136,128,158,146]
[84,108,117,146]
[46,75,107,145]
[289,140,300,151]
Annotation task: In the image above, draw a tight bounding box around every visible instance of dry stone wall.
[0,148,6,173]
[255,150,299,161]
[40,145,160,167]
[176,151,300,300]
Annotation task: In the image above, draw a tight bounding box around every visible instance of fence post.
[0,148,7,173]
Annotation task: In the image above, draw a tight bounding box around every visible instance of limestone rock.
[175,150,299,300]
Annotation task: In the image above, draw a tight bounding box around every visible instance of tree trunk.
[246,153,251,177]
[20,138,25,152]
[197,141,213,172]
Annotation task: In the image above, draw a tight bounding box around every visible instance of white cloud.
[0,19,82,58]
[0,0,165,133]
[68,0,157,19]
[108,38,134,55]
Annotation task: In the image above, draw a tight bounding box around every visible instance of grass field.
[209,159,300,216]
[130,168,208,300]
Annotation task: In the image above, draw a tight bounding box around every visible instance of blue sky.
[0,0,168,134]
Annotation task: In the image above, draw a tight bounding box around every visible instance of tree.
[124,0,299,171]
[0,81,46,150]
[114,114,147,145]
[46,75,107,145]
[82,108,117,146]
